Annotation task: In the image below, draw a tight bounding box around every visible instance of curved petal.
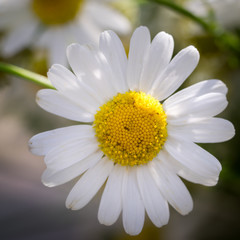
[42,150,103,187]
[163,80,228,109]
[165,92,228,125]
[98,164,125,226]
[29,125,94,156]
[139,31,174,93]
[150,159,193,215]
[168,118,235,143]
[1,19,38,57]
[158,149,217,186]
[122,167,145,236]
[151,46,200,101]
[86,1,132,35]
[66,157,114,210]
[44,137,99,170]
[163,138,222,186]
[47,28,68,67]
[48,64,100,114]
[99,30,128,93]
[67,43,116,103]
[137,165,169,227]
[36,89,94,122]
[127,26,151,91]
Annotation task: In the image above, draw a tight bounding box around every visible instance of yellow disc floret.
[94,91,168,166]
[32,0,84,25]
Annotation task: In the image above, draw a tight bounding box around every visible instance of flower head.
[29,26,235,235]
[0,0,132,66]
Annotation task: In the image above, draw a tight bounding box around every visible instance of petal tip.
[187,45,200,61]
[66,43,81,58]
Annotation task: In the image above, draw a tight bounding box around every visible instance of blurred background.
[0,0,239,239]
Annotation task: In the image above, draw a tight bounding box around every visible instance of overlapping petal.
[48,64,101,114]
[67,43,117,103]
[168,117,235,143]
[127,26,151,91]
[98,164,124,226]
[163,137,222,186]
[150,158,193,215]
[29,125,94,156]
[139,31,174,93]
[42,150,103,187]
[137,165,169,227]
[164,79,229,125]
[151,46,200,101]
[44,137,99,170]
[99,30,128,93]
[36,89,94,122]
[66,157,113,210]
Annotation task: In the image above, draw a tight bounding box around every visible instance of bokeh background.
[0,0,239,239]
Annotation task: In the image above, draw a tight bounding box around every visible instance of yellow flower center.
[32,0,84,25]
[94,91,168,166]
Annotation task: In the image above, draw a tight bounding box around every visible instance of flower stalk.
[147,0,240,55]
[0,62,54,89]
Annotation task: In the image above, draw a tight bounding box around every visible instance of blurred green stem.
[0,62,54,89]
[147,0,240,54]
[150,0,210,31]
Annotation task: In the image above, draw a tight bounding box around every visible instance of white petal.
[98,164,125,226]
[34,28,51,48]
[127,26,151,91]
[164,137,222,186]
[168,118,235,143]
[122,167,145,236]
[1,19,38,57]
[137,165,169,227]
[42,150,103,187]
[86,2,132,35]
[29,125,94,156]
[163,80,228,124]
[0,2,30,30]
[99,30,128,93]
[75,11,100,44]
[158,150,213,186]
[139,31,174,93]
[150,159,193,215]
[66,21,89,44]
[151,46,200,101]
[163,80,228,109]
[66,157,114,210]
[48,64,100,114]
[44,137,99,170]
[165,92,228,125]
[36,89,94,122]
[47,28,68,67]
[67,43,116,103]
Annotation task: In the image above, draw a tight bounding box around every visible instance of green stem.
[149,0,211,31]
[0,62,54,89]
[147,0,240,54]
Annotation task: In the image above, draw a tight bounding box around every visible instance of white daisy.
[29,26,235,235]
[0,0,132,66]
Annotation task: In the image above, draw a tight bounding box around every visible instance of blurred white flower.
[187,0,240,29]
[0,0,132,66]
[29,27,235,235]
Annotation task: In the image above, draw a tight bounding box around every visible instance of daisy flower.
[29,26,235,235]
[0,0,132,66]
